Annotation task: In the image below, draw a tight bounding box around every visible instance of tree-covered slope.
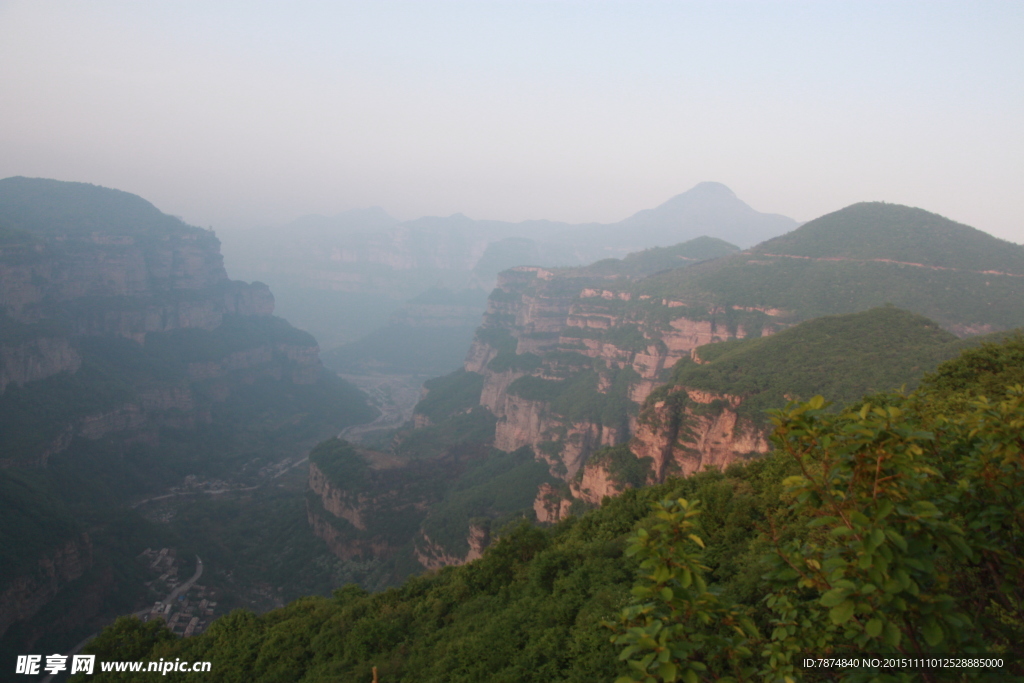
[664,305,990,424]
[638,202,1024,333]
[0,179,378,659]
[575,236,739,279]
[74,335,1024,681]
[0,176,192,238]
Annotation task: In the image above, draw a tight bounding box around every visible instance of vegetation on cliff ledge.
[75,336,1024,681]
[657,305,1003,425]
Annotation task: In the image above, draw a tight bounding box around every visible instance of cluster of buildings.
[138,548,218,637]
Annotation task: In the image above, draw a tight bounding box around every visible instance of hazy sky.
[1,1,1022,241]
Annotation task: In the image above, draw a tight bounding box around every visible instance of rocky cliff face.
[306,455,428,563]
[629,387,770,481]
[0,336,81,394]
[414,524,490,571]
[0,181,328,467]
[420,255,787,516]
[0,179,353,647]
[0,227,272,342]
[0,534,93,640]
[306,439,502,572]
[467,267,779,481]
[533,483,573,524]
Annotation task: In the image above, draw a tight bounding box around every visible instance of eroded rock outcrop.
[0,180,327,466]
[0,337,81,394]
[467,266,781,484]
[414,524,490,571]
[630,387,770,482]
[533,483,573,524]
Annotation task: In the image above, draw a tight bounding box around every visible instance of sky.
[1,1,1022,241]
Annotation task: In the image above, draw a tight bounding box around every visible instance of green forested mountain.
[663,305,1006,424]
[0,177,192,237]
[74,335,1024,681]
[0,179,377,663]
[638,202,1024,333]
[575,236,739,279]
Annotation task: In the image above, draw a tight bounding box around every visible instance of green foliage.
[577,237,740,279]
[80,616,177,664]
[590,445,654,490]
[308,439,370,491]
[145,314,316,364]
[474,327,519,355]
[607,498,759,682]
[663,306,971,425]
[761,202,1024,273]
[420,448,555,556]
[488,351,543,373]
[0,176,201,239]
[637,203,1024,331]
[394,407,497,457]
[0,470,79,584]
[610,336,1024,682]
[602,324,652,353]
[74,457,799,683]
[918,332,1024,398]
[69,337,1024,682]
[414,370,485,423]
[760,387,1024,681]
[507,367,639,428]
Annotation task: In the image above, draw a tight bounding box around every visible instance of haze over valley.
[1,2,1023,681]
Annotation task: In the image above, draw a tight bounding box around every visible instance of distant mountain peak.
[612,181,798,249]
[687,181,737,198]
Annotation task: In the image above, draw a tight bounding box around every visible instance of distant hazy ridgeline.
[217,183,797,375]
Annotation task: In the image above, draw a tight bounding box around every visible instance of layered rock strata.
[466,267,781,484]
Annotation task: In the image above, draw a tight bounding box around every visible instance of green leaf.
[884,529,907,552]
[865,618,883,637]
[657,662,678,681]
[820,587,848,607]
[922,618,943,646]
[829,600,856,625]
[882,621,902,647]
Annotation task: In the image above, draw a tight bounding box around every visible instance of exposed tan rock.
[631,388,770,483]
[414,523,491,571]
[570,462,623,506]
[308,462,368,530]
[463,339,500,374]
[480,369,527,417]
[533,483,573,523]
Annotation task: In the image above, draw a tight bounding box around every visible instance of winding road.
[39,556,203,683]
